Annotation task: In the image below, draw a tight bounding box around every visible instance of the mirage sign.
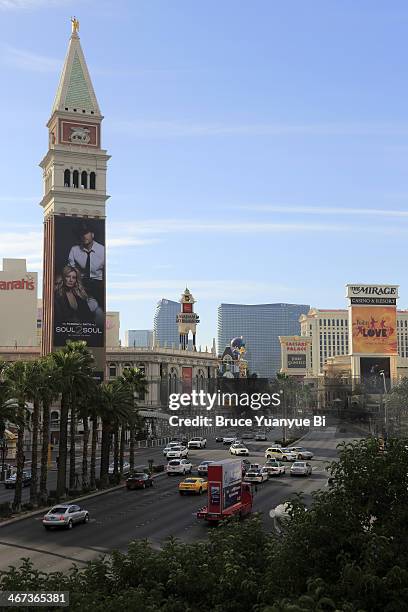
[346,284,399,306]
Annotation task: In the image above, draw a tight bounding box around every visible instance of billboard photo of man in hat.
[68,221,105,307]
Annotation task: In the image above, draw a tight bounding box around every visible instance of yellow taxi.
[178,477,208,495]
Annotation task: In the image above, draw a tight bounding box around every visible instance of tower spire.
[52,18,101,116]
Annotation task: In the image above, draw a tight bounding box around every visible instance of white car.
[166,445,189,459]
[265,447,296,462]
[222,436,238,445]
[244,467,269,483]
[264,459,286,476]
[286,447,314,460]
[290,461,312,477]
[166,459,192,475]
[42,504,89,530]
[163,442,182,456]
[255,433,267,441]
[108,461,130,475]
[230,443,249,456]
[188,437,207,449]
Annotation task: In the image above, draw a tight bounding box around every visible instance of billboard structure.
[53,217,105,348]
[351,306,397,355]
[279,336,311,376]
[346,285,399,388]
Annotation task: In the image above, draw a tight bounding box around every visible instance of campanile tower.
[40,19,110,377]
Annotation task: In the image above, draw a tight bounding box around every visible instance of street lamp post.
[379,370,388,438]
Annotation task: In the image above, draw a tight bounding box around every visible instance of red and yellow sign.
[351,306,397,354]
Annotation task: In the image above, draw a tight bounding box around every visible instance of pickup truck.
[187,437,207,449]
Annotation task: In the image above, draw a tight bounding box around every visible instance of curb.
[0,471,168,528]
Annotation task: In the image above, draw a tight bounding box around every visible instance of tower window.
[65,107,68,111]
[91,111,94,114]
[82,110,86,113]
[73,170,79,188]
[81,171,88,189]
[73,108,77,112]
[90,172,96,189]
[64,169,71,187]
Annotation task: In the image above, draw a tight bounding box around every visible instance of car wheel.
[198,488,202,495]
[44,525,51,530]
[183,469,186,475]
[83,514,89,524]
[179,491,184,495]
[150,481,154,487]
[67,520,73,530]
[266,455,271,459]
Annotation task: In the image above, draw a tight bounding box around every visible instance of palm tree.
[3,361,31,511]
[76,381,98,490]
[117,368,148,471]
[25,361,44,506]
[52,341,94,499]
[98,381,134,488]
[38,357,59,506]
[0,363,18,483]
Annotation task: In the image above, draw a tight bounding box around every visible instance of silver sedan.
[290,461,312,477]
[42,504,89,530]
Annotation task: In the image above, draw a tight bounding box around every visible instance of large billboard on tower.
[53,216,105,348]
[351,306,397,354]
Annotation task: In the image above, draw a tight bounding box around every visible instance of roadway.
[0,426,357,573]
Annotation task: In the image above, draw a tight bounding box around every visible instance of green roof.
[64,51,95,111]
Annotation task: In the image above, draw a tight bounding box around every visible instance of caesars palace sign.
[0,278,35,291]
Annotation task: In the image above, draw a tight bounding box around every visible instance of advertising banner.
[53,216,105,348]
[222,460,242,510]
[181,367,193,394]
[351,306,397,354]
[287,353,307,369]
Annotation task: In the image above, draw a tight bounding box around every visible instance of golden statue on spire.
[71,16,80,34]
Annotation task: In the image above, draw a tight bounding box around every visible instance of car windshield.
[200,462,212,466]
[247,471,259,476]
[293,462,306,467]
[170,446,181,451]
[183,478,198,483]
[169,460,180,465]
[50,507,67,514]
[130,473,146,479]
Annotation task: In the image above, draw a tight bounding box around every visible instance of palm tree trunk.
[90,416,97,489]
[56,393,69,499]
[119,426,125,475]
[39,397,50,505]
[29,398,40,505]
[100,421,111,488]
[13,406,25,511]
[129,425,135,471]
[113,425,119,482]
[82,416,89,490]
[69,407,76,490]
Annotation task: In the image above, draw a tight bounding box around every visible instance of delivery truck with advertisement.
[196,459,253,523]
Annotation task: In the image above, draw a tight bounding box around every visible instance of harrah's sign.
[0,278,35,291]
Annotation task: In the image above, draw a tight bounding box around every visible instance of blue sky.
[1,0,408,346]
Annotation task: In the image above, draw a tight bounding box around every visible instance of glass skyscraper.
[217,303,310,378]
[153,299,180,348]
[125,329,153,348]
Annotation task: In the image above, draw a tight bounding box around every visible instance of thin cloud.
[108,279,293,302]
[107,237,160,248]
[0,0,70,9]
[238,205,408,218]
[1,44,61,72]
[112,218,408,237]
[110,119,408,139]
